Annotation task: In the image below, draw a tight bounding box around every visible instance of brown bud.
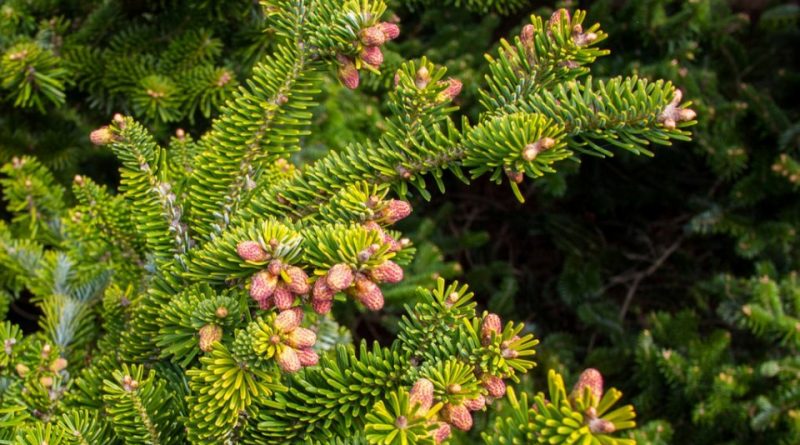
[287,327,317,349]
[445,404,473,431]
[198,324,223,352]
[284,266,310,294]
[381,199,412,223]
[409,378,434,413]
[237,240,268,262]
[522,137,556,161]
[589,417,616,434]
[501,348,519,359]
[573,30,598,46]
[277,346,301,373]
[482,375,506,399]
[40,376,54,388]
[360,25,386,46]
[215,306,229,318]
[369,260,404,283]
[380,22,400,40]
[250,271,278,300]
[463,395,486,411]
[360,46,384,67]
[480,313,502,344]
[89,127,114,145]
[506,169,524,184]
[296,348,319,367]
[658,89,695,129]
[679,108,697,121]
[415,66,430,89]
[16,363,30,377]
[273,285,295,310]
[49,357,68,373]
[121,374,138,391]
[274,307,303,332]
[571,368,604,402]
[326,264,355,291]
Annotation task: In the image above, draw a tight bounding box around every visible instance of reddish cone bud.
[250,271,278,300]
[438,78,462,101]
[277,346,301,373]
[381,199,412,223]
[369,260,404,283]
[363,220,383,232]
[268,260,283,276]
[284,266,310,294]
[549,9,571,31]
[311,298,333,315]
[480,313,502,344]
[521,24,535,45]
[384,234,403,252]
[274,308,303,332]
[198,324,223,352]
[409,378,434,413]
[360,46,384,67]
[90,127,114,145]
[237,240,268,262]
[353,274,384,310]
[434,422,451,444]
[483,375,506,398]
[446,404,473,431]
[571,368,604,402]
[258,295,274,310]
[464,395,486,411]
[506,169,524,184]
[296,348,319,367]
[360,26,386,46]
[287,327,317,349]
[337,56,360,90]
[380,22,400,40]
[273,285,295,310]
[326,264,354,291]
[313,278,336,301]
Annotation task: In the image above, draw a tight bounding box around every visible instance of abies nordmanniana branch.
[0,2,695,444]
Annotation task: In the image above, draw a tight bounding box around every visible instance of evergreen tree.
[0,2,698,443]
